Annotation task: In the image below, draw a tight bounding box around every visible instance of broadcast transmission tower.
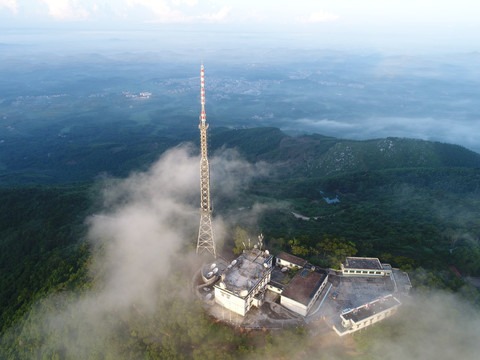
[196,64,216,258]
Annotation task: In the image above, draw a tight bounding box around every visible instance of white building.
[280,266,329,316]
[214,249,273,316]
[341,257,392,277]
[276,252,307,269]
[333,294,401,336]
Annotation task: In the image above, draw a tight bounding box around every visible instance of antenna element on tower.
[196,64,216,258]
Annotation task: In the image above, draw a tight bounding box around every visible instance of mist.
[0,143,281,358]
[0,144,479,359]
[350,292,480,360]
[288,116,480,154]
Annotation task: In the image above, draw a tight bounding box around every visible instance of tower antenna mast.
[196,63,216,258]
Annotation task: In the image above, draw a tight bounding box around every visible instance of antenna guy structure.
[196,64,216,258]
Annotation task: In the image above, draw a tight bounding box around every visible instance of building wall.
[341,267,392,276]
[335,306,400,336]
[277,258,301,269]
[334,296,401,336]
[266,284,283,294]
[281,274,328,316]
[214,288,247,316]
[214,266,272,317]
[306,274,328,313]
[281,296,308,316]
[252,295,263,308]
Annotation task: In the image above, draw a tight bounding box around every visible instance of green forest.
[1,127,480,359]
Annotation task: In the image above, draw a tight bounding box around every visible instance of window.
[362,271,368,274]
[356,270,361,274]
[376,271,382,275]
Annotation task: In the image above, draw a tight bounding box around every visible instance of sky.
[1,0,480,52]
[1,0,478,27]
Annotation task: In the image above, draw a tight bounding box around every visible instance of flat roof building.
[341,257,392,277]
[280,267,328,316]
[214,249,273,316]
[333,294,401,336]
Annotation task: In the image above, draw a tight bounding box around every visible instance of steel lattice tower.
[196,64,216,258]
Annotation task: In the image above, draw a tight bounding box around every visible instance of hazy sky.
[1,0,479,52]
[1,0,478,26]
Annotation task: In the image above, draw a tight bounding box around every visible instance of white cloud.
[198,5,231,22]
[172,0,198,6]
[248,9,267,22]
[126,0,230,23]
[126,0,192,23]
[41,0,89,20]
[296,10,339,23]
[293,118,356,131]
[0,0,18,14]
[285,116,480,154]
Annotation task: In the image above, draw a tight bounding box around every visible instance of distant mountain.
[210,127,480,177]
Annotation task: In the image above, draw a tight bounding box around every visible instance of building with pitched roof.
[276,251,308,269]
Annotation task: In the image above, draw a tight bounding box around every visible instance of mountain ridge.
[209,127,480,177]
[1,125,479,186]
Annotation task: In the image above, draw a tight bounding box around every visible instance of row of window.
[355,310,393,328]
[220,292,231,299]
[344,269,383,275]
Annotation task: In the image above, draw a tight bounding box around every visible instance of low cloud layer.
[287,116,480,153]
[2,144,480,358]
[358,292,480,360]
[1,144,276,358]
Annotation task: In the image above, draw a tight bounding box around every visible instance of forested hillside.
[210,127,480,177]
[0,185,92,333]
[1,127,479,358]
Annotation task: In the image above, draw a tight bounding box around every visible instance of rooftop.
[217,249,273,297]
[269,266,290,290]
[343,257,383,270]
[276,252,307,267]
[281,269,328,306]
[342,295,401,323]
